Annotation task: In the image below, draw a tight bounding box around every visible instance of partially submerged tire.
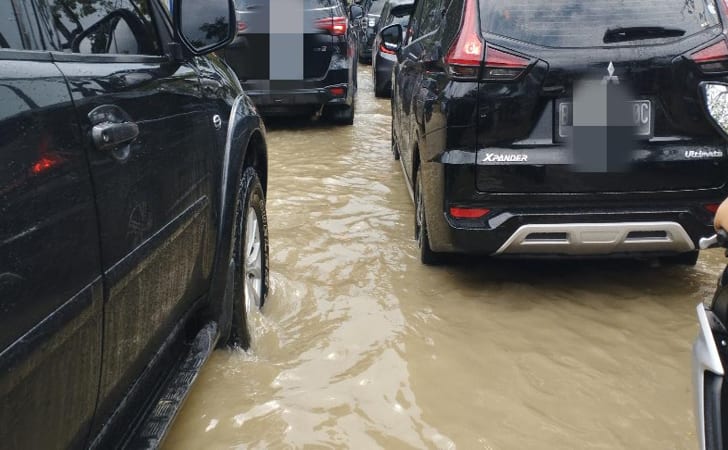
[229,166,270,349]
[415,164,443,265]
[325,102,355,125]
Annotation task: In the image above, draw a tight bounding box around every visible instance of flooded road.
[165,66,722,449]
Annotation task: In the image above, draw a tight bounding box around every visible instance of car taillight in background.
[316,17,348,36]
[690,39,728,73]
[444,0,531,81]
[237,20,248,33]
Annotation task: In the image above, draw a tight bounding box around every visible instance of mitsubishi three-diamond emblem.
[603,61,620,84]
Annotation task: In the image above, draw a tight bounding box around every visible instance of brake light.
[483,45,530,80]
[690,39,728,73]
[444,0,483,79]
[237,21,248,33]
[316,17,348,36]
[706,203,721,214]
[449,207,490,219]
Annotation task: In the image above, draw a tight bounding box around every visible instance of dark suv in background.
[1,0,270,447]
[356,0,385,63]
[385,0,728,265]
[220,0,362,124]
[371,0,414,97]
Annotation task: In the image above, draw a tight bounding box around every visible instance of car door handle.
[92,122,139,152]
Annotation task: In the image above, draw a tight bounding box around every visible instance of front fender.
[205,94,264,343]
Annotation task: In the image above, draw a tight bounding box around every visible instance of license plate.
[556,100,653,139]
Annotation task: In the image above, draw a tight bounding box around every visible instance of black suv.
[371,0,414,97]
[385,0,728,265]
[220,0,362,124]
[356,0,386,63]
[1,0,270,448]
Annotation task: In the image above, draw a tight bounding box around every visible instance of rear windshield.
[480,0,722,48]
[235,0,337,9]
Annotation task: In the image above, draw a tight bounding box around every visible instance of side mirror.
[174,0,236,56]
[350,5,364,21]
[380,23,403,52]
[72,10,154,54]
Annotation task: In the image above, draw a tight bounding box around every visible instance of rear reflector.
[316,17,348,36]
[706,203,721,214]
[328,86,346,97]
[449,207,490,219]
[690,39,728,73]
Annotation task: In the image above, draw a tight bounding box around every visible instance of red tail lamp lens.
[329,86,346,97]
[444,0,483,79]
[380,44,396,55]
[450,207,490,219]
[316,17,348,36]
[690,40,728,73]
[706,203,721,214]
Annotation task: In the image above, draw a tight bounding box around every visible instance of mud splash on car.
[164,66,721,449]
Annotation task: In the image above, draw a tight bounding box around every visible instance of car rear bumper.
[429,206,715,256]
[693,304,726,450]
[373,52,395,92]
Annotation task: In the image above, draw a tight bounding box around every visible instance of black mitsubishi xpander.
[386,0,728,265]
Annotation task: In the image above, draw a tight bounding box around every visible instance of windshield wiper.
[603,26,686,44]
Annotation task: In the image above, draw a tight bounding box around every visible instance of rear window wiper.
[603,26,686,44]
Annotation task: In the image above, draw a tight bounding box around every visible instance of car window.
[0,0,44,50]
[480,0,722,48]
[46,0,161,55]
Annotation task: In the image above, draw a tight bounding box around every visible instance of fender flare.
[204,94,265,344]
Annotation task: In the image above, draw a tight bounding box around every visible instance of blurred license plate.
[557,100,652,139]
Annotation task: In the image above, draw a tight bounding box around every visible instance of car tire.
[229,166,269,349]
[325,102,355,125]
[661,250,699,266]
[415,164,443,265]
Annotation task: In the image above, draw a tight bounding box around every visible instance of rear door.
[0,2,103,448]
[222,0,337,87]
[475,0,728,195]
[45,0,217,435]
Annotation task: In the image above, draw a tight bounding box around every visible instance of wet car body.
[694,236,728,450]
[357,0,386,63]
[389,0,728,264]
[371,0,413,97]
[0,0,270,448]
[220,0,360,123]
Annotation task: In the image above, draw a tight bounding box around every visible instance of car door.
[396,0,427,183]
[42,0,217,434]
[0,1,104,448]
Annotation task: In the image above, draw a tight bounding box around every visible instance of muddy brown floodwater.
[164,66,724,449]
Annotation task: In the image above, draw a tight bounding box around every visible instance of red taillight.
[483,45,530,80]
[316,17,347,36]
[690,39,728,73]
[444,0,483,79]
[328,86,346,97]
[237,21,248,33]
[706,203,721,214]
[449,207,490,219]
